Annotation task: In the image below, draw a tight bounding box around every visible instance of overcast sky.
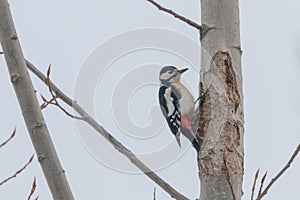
[0,0,299,199]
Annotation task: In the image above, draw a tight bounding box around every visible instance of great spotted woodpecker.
[158,66,200,153]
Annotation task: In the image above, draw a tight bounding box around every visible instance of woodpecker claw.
[194,89,208,104]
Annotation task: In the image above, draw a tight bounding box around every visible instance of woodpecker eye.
[168,71,173,74]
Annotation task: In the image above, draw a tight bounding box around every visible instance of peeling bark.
[212,51,241,113]
[196,83,211,146]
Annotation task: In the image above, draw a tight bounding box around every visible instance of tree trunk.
[0,1,74,199]
[197,0,244,199]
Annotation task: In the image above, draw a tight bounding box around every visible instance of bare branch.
[257,144,300,199]
[222,150,236,200]
[0,128,16,148]
[153,187,156,200]
[0,154,34,186]
[27,177,37,200]
[251,169,260,200]
[26,60,189,200]
[147,0,202,30]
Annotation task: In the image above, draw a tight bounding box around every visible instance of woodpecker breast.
[170,82,194,116]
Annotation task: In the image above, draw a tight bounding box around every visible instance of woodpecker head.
[159,66,188,85]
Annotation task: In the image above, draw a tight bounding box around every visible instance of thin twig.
[40,65,83,120]
[147,0,202,30]
[222,150,236,200]
[153,187,156,200]
[0,154,34,186]
[251,169,260,200]
[27,177,37,200]
[256,172,267,199]
[40,95,56,109]
[0,128,16,148]
[257,144,300,199]
[25,60,189,200]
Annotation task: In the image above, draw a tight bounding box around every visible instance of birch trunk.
[198,0,244,199]
[0,1,74,199]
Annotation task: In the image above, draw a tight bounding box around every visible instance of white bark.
[198,0,244,199]
[0,1,74,199]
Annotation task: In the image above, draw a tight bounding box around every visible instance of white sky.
[0,0,299,199]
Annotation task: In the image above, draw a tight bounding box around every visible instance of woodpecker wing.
[158,86,182,147]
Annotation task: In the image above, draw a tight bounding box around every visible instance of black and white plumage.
[159,85,182,146]
[158,66,200,153]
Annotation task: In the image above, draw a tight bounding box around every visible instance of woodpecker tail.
[175,132,181,147]
[181,127,201,154]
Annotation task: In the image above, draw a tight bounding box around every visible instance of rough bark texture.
[0,1,74,199]
[197,0,244,199]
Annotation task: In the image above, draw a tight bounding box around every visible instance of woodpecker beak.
[179,68,188,74]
